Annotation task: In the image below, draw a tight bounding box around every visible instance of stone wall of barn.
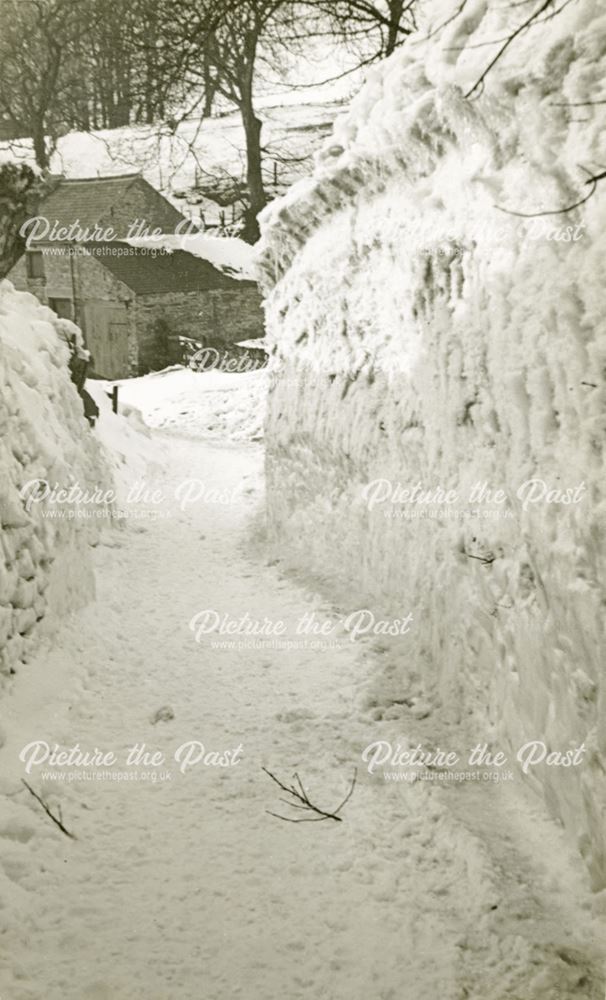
[10,250,139,375]
[10,247,265,376]
[134,285,265,372]
[72,250,134,305]
[9,249,74,303]
[8,246,134,311]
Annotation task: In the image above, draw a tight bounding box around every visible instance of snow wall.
[258,3,606,889]
[0,281,109,681]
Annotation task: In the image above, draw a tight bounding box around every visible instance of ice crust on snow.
[0,282,109,682]
[257,1,606,888]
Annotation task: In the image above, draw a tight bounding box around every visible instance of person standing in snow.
[54,317,100,426]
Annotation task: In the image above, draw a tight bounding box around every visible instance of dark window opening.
[48,298,74,320]
[25,251,44,279]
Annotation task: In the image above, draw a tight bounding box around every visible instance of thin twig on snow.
[21,779,77,840]
[263,767,357,824]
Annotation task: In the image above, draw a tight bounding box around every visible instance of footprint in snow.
[150,705,175,724]
[275,708,315,723]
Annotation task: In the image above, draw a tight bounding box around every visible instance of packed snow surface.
[85,380,165,504]
[0,428,604,1000]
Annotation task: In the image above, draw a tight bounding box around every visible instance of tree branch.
[465,0,553,98]
[263,767,357,823]
[495,167,606,218]
[22,779,77,840]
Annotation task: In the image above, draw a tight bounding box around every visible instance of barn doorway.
[82,301,130,378]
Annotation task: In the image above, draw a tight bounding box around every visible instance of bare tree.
[312,0,418,59]
[162,0,421,242]
[0,0,185,153]
[164,0,289,242]
[0,0,421,237]
[87,0,179,128]
[0,0,94,168]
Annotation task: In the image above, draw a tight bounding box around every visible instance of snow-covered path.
[0,433,604,1000]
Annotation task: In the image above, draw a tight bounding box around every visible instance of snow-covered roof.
[127,233,257,281]
[84,242,254,295]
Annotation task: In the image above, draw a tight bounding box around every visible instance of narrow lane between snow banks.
[0,432,603,1000]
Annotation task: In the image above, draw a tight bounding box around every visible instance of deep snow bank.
[258,2,606,887]
[0,282,109,680]
[86,378,166,502]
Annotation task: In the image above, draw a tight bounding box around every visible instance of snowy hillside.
[0,100,346,228]
[0,283,109,680]
[258,0,606,890]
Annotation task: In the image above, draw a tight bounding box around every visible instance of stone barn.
[9,173,265,377]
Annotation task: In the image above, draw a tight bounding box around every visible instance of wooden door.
[82,301,130,378]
